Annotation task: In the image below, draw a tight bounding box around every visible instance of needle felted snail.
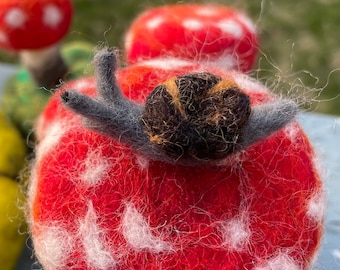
[27,4,324,270]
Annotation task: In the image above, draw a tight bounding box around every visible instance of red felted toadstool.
[0,0,73,88]
[124,4,259,72]
[28,47,324,270]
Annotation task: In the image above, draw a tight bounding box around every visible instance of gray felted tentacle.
[240,99,298,148]
[61,90,141,140]
[93,47,124,105]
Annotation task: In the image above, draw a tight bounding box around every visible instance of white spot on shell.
[307,191,325,224]
[33,224,73,269]
[146,16,164,30]
[255,252,301,270]
[43,4,63,28]
[216,19,243,38]
[220,215,251,251]
[122,203,173,253]
[4,8,27,29]
[140,58,193,70]
[80,151,110,187]
[183,19,203,30]
[79,202,118,269]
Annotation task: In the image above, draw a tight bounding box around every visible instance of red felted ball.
[28,52,324,269]
[0,0,73,51]
[124,4,259,72]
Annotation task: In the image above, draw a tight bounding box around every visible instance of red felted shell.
[29,60,323,270]
[124,4,259,72]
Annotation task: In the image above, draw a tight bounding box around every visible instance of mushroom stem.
[20,44,67,89]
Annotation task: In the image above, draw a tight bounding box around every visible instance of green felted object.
[0,41,94,137]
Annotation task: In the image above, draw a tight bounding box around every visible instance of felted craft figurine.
[27,4,324,270]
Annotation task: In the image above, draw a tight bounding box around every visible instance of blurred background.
[1,0,339,116]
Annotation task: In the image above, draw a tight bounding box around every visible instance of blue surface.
[0,64,338,269]
[298,113,340,270]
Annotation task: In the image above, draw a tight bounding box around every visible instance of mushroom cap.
[124,4,259,72]
[0,0,73,51]
[31,56,323,270]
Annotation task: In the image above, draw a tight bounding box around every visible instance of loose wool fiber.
[28,3,324,270]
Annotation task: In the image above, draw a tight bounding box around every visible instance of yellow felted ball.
[0,110,27,178]
[0,175,26,270]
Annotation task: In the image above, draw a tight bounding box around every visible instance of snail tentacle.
[240,100,298,148]
[93,47,125,105]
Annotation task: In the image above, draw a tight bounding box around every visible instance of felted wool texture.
[28,59,324,270]
[0,0,73,50]
[124,4,259,72]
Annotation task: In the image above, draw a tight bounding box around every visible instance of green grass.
[2,0,340,115]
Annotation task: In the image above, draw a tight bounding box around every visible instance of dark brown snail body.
[141,72,251,161]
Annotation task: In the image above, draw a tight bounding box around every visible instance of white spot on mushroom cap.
[4,8,27,29]
[237,13,257,34]
[220,215,251,251]
[33,224,73,269]
[43,4,63,28]
[36,120,67,160]
[146,16,164,30]
[80,150,110,187]
[255,251,301,270]
[122,202,173,253]
[195,6,220,17]
[182,19,204,30]
[79,202,118,269]
[307,191,325,224]
[216,19,243,38]
[202,53,238,71]
[140,58,193,70]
